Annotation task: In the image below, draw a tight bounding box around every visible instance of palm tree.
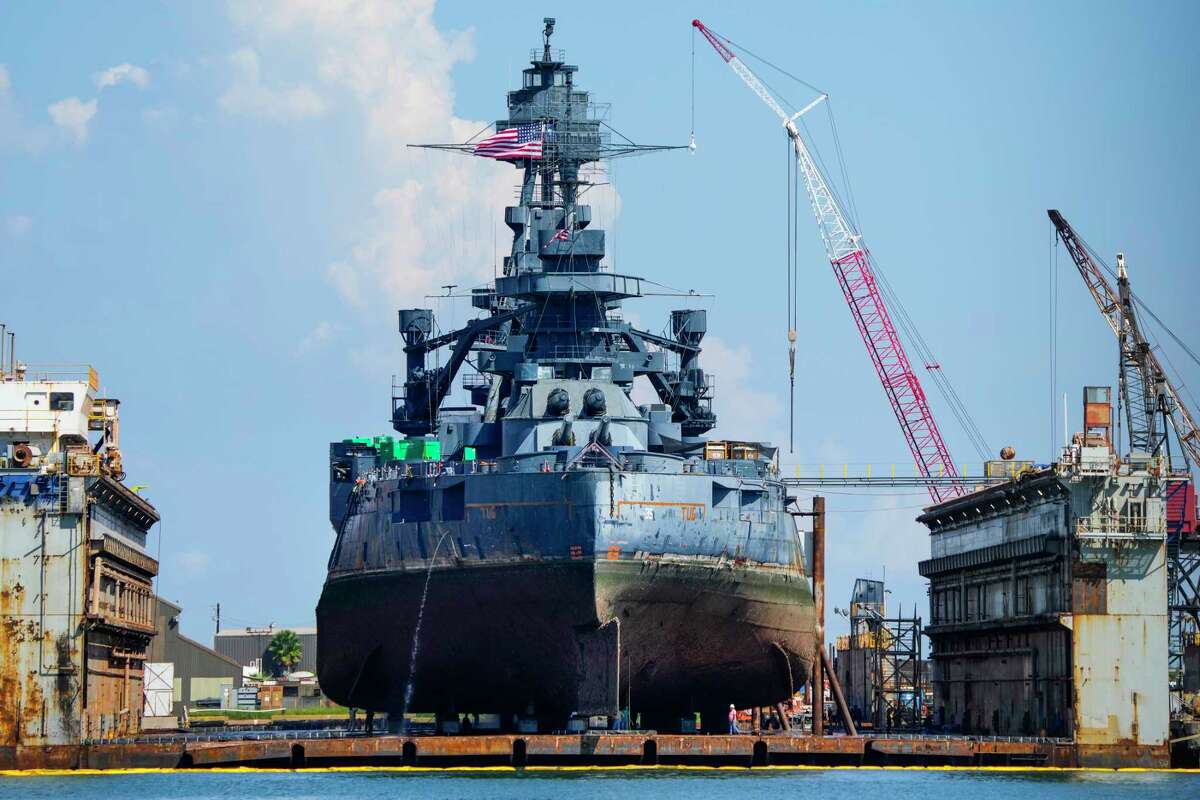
[268,629,303,677]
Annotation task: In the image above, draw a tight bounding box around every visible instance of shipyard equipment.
[833,579,926,731]
[1048,209,1200,688]
[318,21,815,732]
[693,19,974,503]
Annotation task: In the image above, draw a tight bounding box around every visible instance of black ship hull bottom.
[316,559,814,729]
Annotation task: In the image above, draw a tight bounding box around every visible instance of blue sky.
[2,1,1197,642]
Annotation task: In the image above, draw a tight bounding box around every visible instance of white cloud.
[297,320,337,353]
[1,65,50,153]
[94,63,150,90]
[703,335,787,447]
[219,47,326,122]
[225,0,586,312]
[4,215,32,237]
[47,96,97,145]
[141,105,178,129]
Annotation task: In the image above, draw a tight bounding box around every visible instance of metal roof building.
[148,599,243,717]
[214,625,318,676]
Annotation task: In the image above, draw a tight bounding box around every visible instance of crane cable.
[712,28,992,461]
[787,136,796,453]
[1050,224,1060,454]
[689,26,696,153]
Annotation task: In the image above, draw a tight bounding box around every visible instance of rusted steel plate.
[652,735,754,756]
[526,734,642,756]
[83,742,183,770]
[414,735,513,757]
[0,745,82,770]
[868,739,976,757]
[1076,743,1169,769]
[767,736,865,755]
[303,737,407,759]
[187,740,291,765]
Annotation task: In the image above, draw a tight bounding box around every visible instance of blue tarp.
[0,474,58,503]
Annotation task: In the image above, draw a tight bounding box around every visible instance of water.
[2,768,1197,800]
[399,530,452,731]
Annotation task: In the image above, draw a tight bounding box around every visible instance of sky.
[2,1,1198,644]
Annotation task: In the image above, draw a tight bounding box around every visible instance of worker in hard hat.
[728,704,741,735]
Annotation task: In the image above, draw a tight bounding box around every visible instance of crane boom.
[1048,209,1200,466]
[694,19,964,502]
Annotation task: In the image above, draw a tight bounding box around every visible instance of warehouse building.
[215,625,318,675]
[147,599,243,718]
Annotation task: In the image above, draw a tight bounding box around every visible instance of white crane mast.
[693,19,964,501]
[720,47,858,266]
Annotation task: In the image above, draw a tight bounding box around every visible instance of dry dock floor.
[43,732,1097,770]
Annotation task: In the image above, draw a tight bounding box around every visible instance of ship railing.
[538,345,622,361]
[517,314,610,329]
[461,372,492,389]
[475,330,508,348]
[546,129,609,147]
[366,460,500,483]
[1,363,98,388]
[530,47,566,63]
[1075,515,1165,540]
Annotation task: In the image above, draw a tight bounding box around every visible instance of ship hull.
[317,555,814,727]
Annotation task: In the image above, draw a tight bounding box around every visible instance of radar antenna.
[543,17,555,61]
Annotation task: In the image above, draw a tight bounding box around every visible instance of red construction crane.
[693,19,965,503]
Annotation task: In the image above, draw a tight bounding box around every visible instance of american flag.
[544,227,572,248]
[473,123,549,160]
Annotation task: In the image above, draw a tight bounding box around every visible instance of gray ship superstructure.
[317,19,814,730]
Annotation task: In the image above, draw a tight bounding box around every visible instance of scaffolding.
[836,579,927,730]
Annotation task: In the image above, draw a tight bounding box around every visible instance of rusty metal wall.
[2,474,159,751]
[931,626,1073,736]
[83,631,146,740]
[834,646,875,723]
[1070,532,1168,749]
[0,477,86,746]
[921,469,1169,754]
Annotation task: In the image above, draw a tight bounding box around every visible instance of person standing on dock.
[728,704,741,734]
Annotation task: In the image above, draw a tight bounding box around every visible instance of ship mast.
[394,21,711,443]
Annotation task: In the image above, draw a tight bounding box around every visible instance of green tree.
[268,629,303,676]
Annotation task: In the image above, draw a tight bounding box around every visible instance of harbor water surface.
[2,769,1198,800]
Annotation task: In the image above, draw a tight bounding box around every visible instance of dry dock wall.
[1,472,160,763]
[919,466,1169,768]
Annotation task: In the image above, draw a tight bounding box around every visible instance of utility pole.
[213,603,221,638]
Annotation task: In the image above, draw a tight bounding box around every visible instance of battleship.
[317,19,814,731]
